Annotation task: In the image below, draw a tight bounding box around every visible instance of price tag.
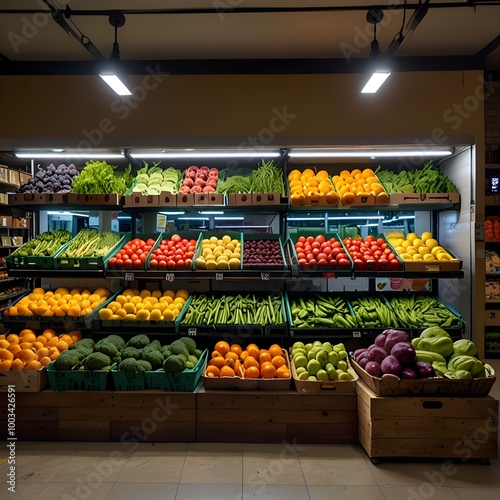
[215,273,224,281]
[261,272,270,281]
[352,331,361,338]
[188,328,197,337]
[425,265,440,272]
[323,272,336,278]
[124,273,135,282]
[165,273,175,282]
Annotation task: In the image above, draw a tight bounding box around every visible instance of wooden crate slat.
[0,406,58,421]
[58,420,110,441]
[287,423,358,444]
[110,421,195,442]
[59,407,194,422]
[275,409,358,425]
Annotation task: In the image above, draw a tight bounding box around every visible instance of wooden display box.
[19,172,32,185]
[228,193,252,206]
[0,165,8,183]
[357,381,498,460]
[123,194,160,208]
[197,387,358,444]
[340,194,374,206]
[485,309,500,326]
[8,169,20,186]
[9,193,47,205]
[176,193,195,206]
[207,193,224,205]
[158,192,177,206]
[0,368,48,392]
[252,192,280,205]
[390,192,460,205]
[0,390,196,442]
[0,215,12,227]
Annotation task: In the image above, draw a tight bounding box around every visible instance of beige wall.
[0,70,486,148]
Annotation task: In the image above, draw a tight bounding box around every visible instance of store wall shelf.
[6,268,105,279]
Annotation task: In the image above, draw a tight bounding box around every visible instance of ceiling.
[0,1,499,74]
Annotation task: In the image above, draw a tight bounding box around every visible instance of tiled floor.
[0,359,499,500]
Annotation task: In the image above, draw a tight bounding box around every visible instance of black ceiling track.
[0,56,484,76]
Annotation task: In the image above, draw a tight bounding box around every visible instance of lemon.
[123,313,136,321]
[216,260,229,270]
[222,235,231,244]
[431,246,444,256]
[412,254,423,260]
[152,290,163,299]
[150,309,162,321]
[437,253,451,261]
[423,254,436,261]
[412,238,423,248]
[395,246,405,253]
[402,240,411,249]
[140,290,151,298]
[406,233,419,243]
[209,236,219,244]
[206,261,217,270]
[418,247,430,256]
[421,231,433,242]
[406,247,417,256]
[136,309,150,321]
[426,239,439,250]
[195,258,207,270]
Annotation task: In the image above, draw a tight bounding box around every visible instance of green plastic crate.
[111,368,146,390]
[145,349,208,391]
[46,362,110,391]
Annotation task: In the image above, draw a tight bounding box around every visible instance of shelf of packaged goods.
[0,277,24,283]
[6,268,106,279]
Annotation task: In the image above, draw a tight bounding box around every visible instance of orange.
[47,337,59,347]
[209,357,227,370]
[260,362,277,379]
[39,356,52,367]
[246,343,260,360]
[268,344,283,359]
[342,192,355,205]
[24,360,42,370]
[0,349,14,362]
[0,359,12,370]
[42,329,56,340]
[205,365,220,378]
[240,350,249,361]
[10,359,25,370]
[224,352,239,363]
[259,351,272,365]
[276,365,290,378]
[243,356,259,370]
[19,328,36,338]
[8,344,21,356]
[69,330,82,343]
[37,347,50,358]
[215,341,230,357]
[230,344,243,356]
[19,341,34,350]
[59,334,74,347]
[233,359,244,378]
[220,365,236,378]
[271,355,287,369]
[7,334,20,345]
[15,349,36,363]
[55,340,69,352]
[20,332,36,343]
[244,366,260,379]
[211,350,223,359]
[0,339,10,349]
[32,341,45,351]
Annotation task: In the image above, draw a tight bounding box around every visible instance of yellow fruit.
[423,254,436,261]
[135,309,150,321]
[98,308,113,320]
[412,238,423,248]
[406,247,417,256]
[123,303,136,314]
[123,314,136,321]
[149,309,162,321]
[402,240,411,249]
[195,258,207,270]
[406,233,419,243]
[426,239,439,250]
[418,247,430,256]
[152,290,163,299]
[431,246,445,256]
[206,260,217,270]
[412,254,423,261]
[437,253,451,261]
[421,231,433,242]
[140,290,151,298]
[115,308,128,319]
[116,295,128,306]
[163,310,175,321]
[395,246,405,253]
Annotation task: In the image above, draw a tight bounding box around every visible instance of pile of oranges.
[332,168,389,206]
[288,169,339,207]
[0,328,82,371]
[7,287,111,318]
[205,341,290,379]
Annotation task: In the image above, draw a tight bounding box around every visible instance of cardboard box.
[9,193,47,205]
[19,172,32,185]
[485,309,500,326]
[65,193,121,205]
[0,368,48,392]
[8,169,20,186]
[0,165,8,183]
[207,193,224,205]
[357,381,498,460]
[0,215,12,227]
[46,193,68,204]
[12,236,23,246]
[0,193,8,205]
[158,192,177,207]
[228,193,252,206]
[252,193,280,205]
[339,194,374,207]
[176,193,195,206]
[1,236,11,246]
[194,193,209,205]
[390,192,460,205]
[12,217,30,229]
[123,194,160,208]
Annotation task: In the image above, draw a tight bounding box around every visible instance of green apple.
[327,367,338,381]
[296,366,307,376]
[294,355,307,369]
[313,340,323,347]
[337,360,348,372]
[328,351,339,366]
[308,375,318,381]
[298,371,309,381]
[307,350,316,361]
[292,342,305,350]
[333,343,346,353]
[315,349,328,367]
[322,342,333,353]
[292,349,307,359]
[339,371,353,381]
[305,343,313,352]
[307,359,321,376]
[316,369,329,381]
[338,349,348,360]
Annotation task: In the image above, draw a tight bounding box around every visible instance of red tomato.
[139,254,146,262]
[159,260,167,269]
[185,251,194,259]
[124,258,133,267]
[349,245,359,253]
[322,246,332,255]
[318,258,328,266]
[297,252,306,260]
[332,248,341,257]
[295,241,304,249]
[184,259,192,267]
[381,243,388,250]
[298,258,307,267]
[353,258,364,269]
[317,253,327,261]
[109,257,117,267]
[130,254,138,261]
[172,234,182,243]
[147,238,156,246]
[315,235,326,244]
[377,238,385,246]
[149,259,158,268]
[308,258,317,266]
[116,258,124,266]
[332,241,342,249]
[365,235,375,243]
[312,248,320,258]
[304,244,312,253]
[338,258,350,267]
[306,236,314,244]
[387,252,396,261]
[298,236,306,243]
[370,245,380,253]
[311,241,321,249]
[133,259,142,268]
[306,253,314,261]
[337,253,348,261]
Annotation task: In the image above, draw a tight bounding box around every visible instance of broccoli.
[127,334,150,349]
[121,346,141,360]
[161,346,172,358]
[170,340,189,358]
[84,352,111,370]
[72,345,93,358]
[137,360,152,372]
[118,358,141,372]
[103,335,126,350]
[187,355,198,366]
[71,338,95,350]
[148,339,162,350]
[178,337,197,354]
[94,341,119,359]
[141,350,164,370]
[193,348,203,359]
[54,351,81,370]
[163,354,186,373]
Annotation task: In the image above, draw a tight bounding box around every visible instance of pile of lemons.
[388,232,457,262]
[97,288,189,322]
[194,235,241,270]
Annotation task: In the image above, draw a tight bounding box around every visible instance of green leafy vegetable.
[71,160,132,195]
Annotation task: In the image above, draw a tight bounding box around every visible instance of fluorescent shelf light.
[16,152,123,159]
[361,71,391,93]
[130,150,280,159]
[288,217,325,222]
[199,211,224,215]
[289,149,453,159]
[99,74,132,96]
[47,211,89,217]
[177,217,209,221]
[159,211,185,215]
[328,215,384,221]
[383,216,415,224]
[214,217,244,220]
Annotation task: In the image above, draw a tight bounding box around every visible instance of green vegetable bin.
[54,232,129,270]
[46,362,110,391]
[111,368,146,390]
[145,349,208,391]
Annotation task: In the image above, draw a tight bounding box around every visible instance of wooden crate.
[357,381,499,460]
[0,390,196,442]
[196,387,357,444]
[228,193,252,206]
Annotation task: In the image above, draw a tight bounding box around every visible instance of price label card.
[124,273,135,282]
[165,273,175,282]
[215,273,224,281]
[188,328,197,337]
[352,331,361,338]
[261,272,270,281]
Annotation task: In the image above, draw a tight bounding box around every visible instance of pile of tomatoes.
[148,234,197,270]
[343,235,402,271]
[108,238,155,269]
[294,235,351,268]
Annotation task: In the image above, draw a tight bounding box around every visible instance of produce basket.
[111,367,146,390]
[202,349,291,391]
[285,293,358,337]
[145,231,202,271]
[107,232,161,271]
[46,362,111,391]
[54,232,129,270]
[145,349,208,391]
[350,357,496,397]
[192,230,243,271]
[242,233,288,270]
[291,357,358,394]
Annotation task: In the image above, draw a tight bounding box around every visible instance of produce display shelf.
[0,288,30,305]
[105,269,293,280]
[353,270,465,279]
[6,269,106,278]
[287,202,457,213]
[0,277,23,283]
